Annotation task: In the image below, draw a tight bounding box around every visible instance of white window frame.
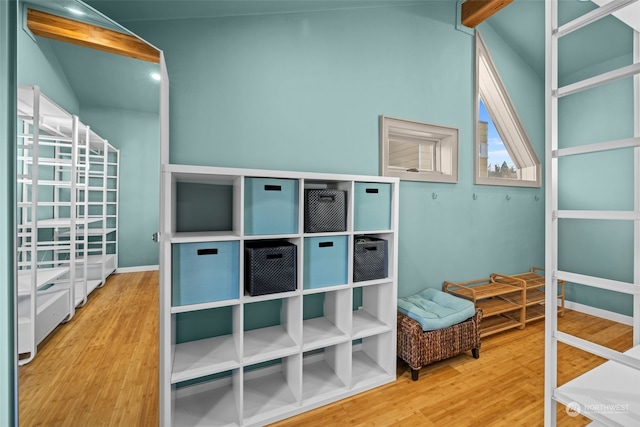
[474,32,541,188]
[380,115,458,183]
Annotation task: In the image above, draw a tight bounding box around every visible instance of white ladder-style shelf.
[544,1,640,425]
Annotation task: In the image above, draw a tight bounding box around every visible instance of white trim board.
[115,265,159,274]
[565,300,633,326]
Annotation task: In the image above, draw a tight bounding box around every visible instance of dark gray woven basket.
[245,240,297,296]
[304,189,346,233]
[353,237,388,282]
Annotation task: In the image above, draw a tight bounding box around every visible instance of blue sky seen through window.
[479,99,514,170]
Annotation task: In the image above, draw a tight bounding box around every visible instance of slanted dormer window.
[474,32,541,187]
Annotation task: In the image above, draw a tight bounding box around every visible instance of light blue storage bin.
[245,178,299,235]
[354,182,392,231]
[172,241,239,306]
[303,236,348,289]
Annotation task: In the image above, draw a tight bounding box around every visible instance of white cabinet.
[160,164,398,426]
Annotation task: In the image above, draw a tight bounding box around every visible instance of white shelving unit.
[76,131,119,288]
[16,85,119,364]
[544,2,640,425]
[160,164,398,426]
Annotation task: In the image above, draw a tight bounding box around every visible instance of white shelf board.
[172,335,240,384]
[171,231,240,244]
[243,370,298,424]
[174,381,240,427]
[61,228,116,237]
[351,348,387,390]
[301,231,352,238]
[17,288,69,321]
[20,179,72,188]
[554,345,640,426]
[243,233,300,240]
[21,157,72,167]
[168,166,241,186]
[302,317,349,351]
[76,254,116,266]
[171,299,241,314]
[243,325,298,365]
[351,309,390,340]
[353,278,393,288]
[302,283,350,295]
[302,358,347,404]
[165,163,400,184]
[352,228,393,235]
[32,218,102,228]
[17,267,69,296]
[240,290,299,304]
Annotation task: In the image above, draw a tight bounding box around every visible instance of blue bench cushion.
[397,288,475,331]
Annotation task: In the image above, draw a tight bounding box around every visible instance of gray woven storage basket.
[304,189,346,233]
[353,237,387,282]
[245,240,297,296]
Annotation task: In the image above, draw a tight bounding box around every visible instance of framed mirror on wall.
[13,0,168,423]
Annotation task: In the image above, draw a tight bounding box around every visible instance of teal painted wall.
[17,11,79,114]
[17,0,161,269]
[557,52,635,316]
[127,2,545,297]
[1,0,17,424]
[81,107,160,268]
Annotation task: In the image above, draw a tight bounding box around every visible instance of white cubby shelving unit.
[544,2,640,426]
[16,85,119,365]
[160,164,399,426]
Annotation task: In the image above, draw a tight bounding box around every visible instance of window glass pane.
[478,98,517,180]
[419,141,434,172]
[389,139,419,170]
[389,139,435,172]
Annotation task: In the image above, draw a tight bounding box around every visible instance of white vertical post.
[101,138,108,283]
[70,116,79,311]
[634,29,640,347]
[81,125,89,295]
[159,171,172,427]
[160,53,169,167]
[25,87,40,364]
[159,52,170,427]
[544,1,559,426]
[114,147,119,272]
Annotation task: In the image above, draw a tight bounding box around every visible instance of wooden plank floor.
[19,271,159,427]
[19,272,633,426]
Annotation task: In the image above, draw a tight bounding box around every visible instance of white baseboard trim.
[115,265,159,274]
[565,300,633,326]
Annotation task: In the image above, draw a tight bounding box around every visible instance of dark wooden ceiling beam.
[461,0,513,28]
[27,8,160,64]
